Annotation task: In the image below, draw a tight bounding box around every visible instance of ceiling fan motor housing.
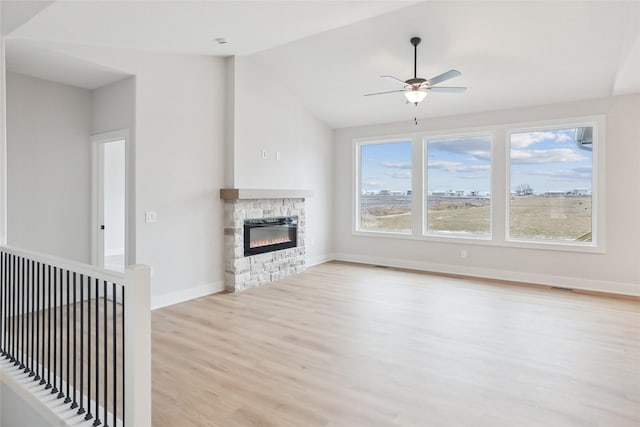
[405,77,427,86]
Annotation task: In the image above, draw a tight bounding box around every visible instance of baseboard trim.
[306,253,336,267]
[151,281,225,310]
[333,252,640,297]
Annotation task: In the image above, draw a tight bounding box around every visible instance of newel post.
[124,264,152,427]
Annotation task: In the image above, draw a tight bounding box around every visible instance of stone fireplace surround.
[220,189,312,292]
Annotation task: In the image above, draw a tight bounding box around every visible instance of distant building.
[431,191,446,196]
[406,190,412,196]
[544,191,566,196]
[570,188,590,196]
[379,189,390,195]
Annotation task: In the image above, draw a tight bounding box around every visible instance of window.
[352,116,602,251]
[425,135,492,237]
[358,140,412,233]
[509,126,594,243]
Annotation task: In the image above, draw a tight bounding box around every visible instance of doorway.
[92,130,128,272]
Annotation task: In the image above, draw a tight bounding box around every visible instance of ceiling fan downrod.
[410,37,421,80]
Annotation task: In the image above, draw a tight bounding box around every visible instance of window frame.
[423,131,494,240]
[351,114,605,254]
[353,136,416,236]
[505,116,605,253]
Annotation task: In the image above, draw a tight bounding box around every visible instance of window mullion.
[493,127,507,243]
[411,136,423,236]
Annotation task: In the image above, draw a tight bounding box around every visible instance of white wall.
[1,31,7,244]
[6,72,92,263]
[232,55,334,264]
[41,47,228,306]
[132,53,226,306]
[334,94,640,295]
[92,76,135,135]
[1,382,54,427]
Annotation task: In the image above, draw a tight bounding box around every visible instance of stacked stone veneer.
[223,198,305,292]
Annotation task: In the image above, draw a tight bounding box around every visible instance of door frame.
[91,129,130,270]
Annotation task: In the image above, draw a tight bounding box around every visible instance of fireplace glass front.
[244,216,298,256]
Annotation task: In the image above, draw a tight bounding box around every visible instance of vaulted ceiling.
[2,1,639,128]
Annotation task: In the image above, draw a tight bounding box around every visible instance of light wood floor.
[152,261,640,427]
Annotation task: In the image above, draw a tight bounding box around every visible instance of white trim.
[353,137,414,235]
[333,252,640,297]
[350,115,606,254]
[151,281,225,310]
[91,130,130,271]
[505,115,605,252]
[1,244,124,284]
[349,229,603,253]
[124,265,151,427]
[306,253,336,267]
[422,131,494,238]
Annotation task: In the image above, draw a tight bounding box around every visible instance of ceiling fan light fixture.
[404,89,427,104]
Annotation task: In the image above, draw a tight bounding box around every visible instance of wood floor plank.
[151,261,640,427]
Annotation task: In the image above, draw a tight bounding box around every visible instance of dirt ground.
[360,195,591,241]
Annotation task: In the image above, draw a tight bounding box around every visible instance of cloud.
[527,167,592,180]
[428,136,491,161]
[510,148,587,164]
[459,174,488,180]
[510,130,574,148]
[381,161,411,169]
[428,160,460,170]
[428,160,490,173]
[385,171,411,179]
[362,180,384,188]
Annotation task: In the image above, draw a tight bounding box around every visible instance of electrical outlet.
[261,149,267,160]
[276,151,281,161]
[460,249,468,259]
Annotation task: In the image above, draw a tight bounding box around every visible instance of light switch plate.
[145,211,157,223]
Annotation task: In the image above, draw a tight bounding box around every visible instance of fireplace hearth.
[244,216,298,256]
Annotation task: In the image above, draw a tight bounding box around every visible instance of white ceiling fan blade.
[427,70,461,86]
[428,86,467,93]
[381,75,408,86]
[364,89,407,97]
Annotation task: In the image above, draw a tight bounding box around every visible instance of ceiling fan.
[365,37,467,105]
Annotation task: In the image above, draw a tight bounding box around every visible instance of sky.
[360,128,592,195]
[510,128,592,193]
[427,135,491,194]
[360,141,413,193]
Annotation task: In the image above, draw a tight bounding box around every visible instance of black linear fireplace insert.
[244,216,298,256]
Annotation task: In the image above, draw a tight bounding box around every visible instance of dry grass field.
[361,195,592,240]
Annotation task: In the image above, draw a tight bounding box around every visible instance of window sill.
[352,229,604,253]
